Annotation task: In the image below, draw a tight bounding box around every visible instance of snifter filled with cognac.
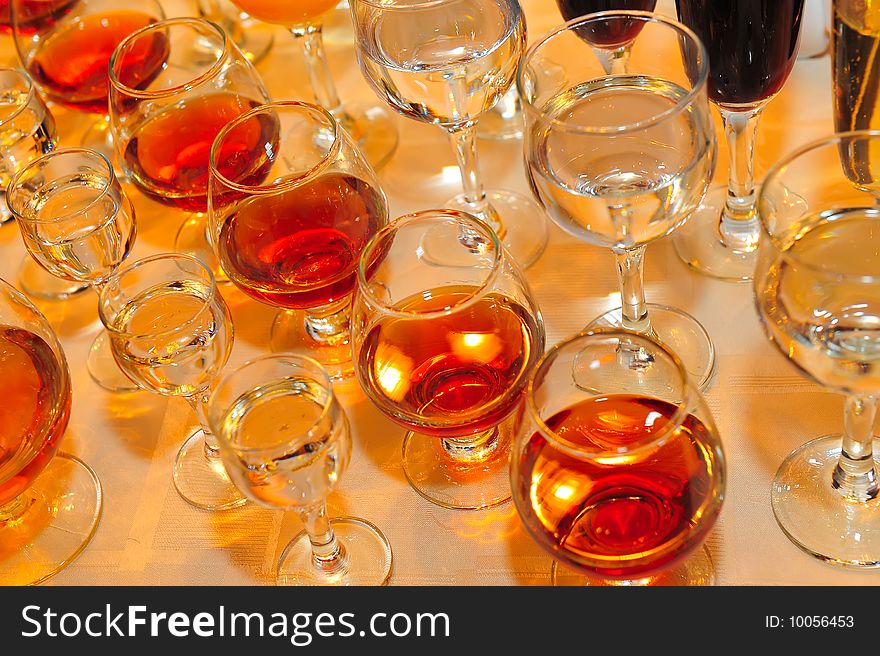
[0,278,102,586]
[511,329,725,585]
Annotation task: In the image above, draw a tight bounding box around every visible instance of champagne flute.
[519,12,718,389]
[209,101,387,379]
[352,209,545,509]
[108,17,270,279]
[350,0,549,269]
[755,131,880,566]
[672,0,805,281]
[0,276,102,585]
[11,0,167,158]
[510,329,726,585]
[98,253,243,511]
[225,0,398,170]
[0,66,88,300]
[208,354,393,586]
[8,147,139,393]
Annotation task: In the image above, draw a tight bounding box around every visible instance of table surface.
[2,0,876,586]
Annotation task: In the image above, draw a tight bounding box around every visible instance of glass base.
[671,185,758,282]
[174,215,229,284]
[334,101,399,172]
[173,429,247,511]
[0,453,103,585]
[18,256,89,300]
[88,330,140,393]
[321,1,354,47]
[551,544,716,586]
[80,118,116,163]
[269,310,354,381]
[402,426,512,510]
[277,517,393,586]
[235,24,275,66]
[446,189,548,270]
[586,303,716,391]
[772,435,880,568]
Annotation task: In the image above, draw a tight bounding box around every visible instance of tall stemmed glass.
[519,12,718,388]
[225,0,398,170]
[98,253,244,511]
[11,0,167,157]
[755,131,880,566]
[208,354,393,586]
[350,0,548,269]
[0,277,102,585]
[672,0,805,281]
[0,66,88,300]
[8,147,139,393]
[352,209,545,509]
[511,329,725,585]
[108,17,270,277]
[209,101,387,379]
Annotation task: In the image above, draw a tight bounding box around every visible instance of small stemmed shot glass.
[8,147,140,393]
[511,329,726,585]
[208,354,393,586]
[352,209,545,510]
[98,253,244,511]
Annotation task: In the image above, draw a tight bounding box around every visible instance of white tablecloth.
[3,0,877,586]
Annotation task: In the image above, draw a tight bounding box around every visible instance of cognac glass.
[352,209,545,509]
[511,329,726,585]
[208,353,393,585]
[0,276,102,585]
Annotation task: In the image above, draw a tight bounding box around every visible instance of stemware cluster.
[0,0,876,589]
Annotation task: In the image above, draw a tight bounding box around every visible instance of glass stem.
[294,25,343,114]
[298,501,349,576]
[613,246,650,334]
[718,107,763,252]
[441,427,501,464]
[832,395,879,502]
[304,297,352,345]
[447,125,506,240]
[596,43,632,76]
[185,391,222,461]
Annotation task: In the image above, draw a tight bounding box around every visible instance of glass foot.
[235,22,274,65]
[269,310,354,381]
[17,256,89,300]
[335,101,399,172]
[446,189,548,270]
[174,215,229,284]
[402,426,512,510]
[772,435,880,568]
[551,544,716,586]
[173,429,247,511]
[277,517,393,586]
[80,118,116,163]
[88,330,140,393]
[322,1,354,47]
[586,303,716,391]
[671,185,758,282]
[0,453,103,585]
[477,87,523,141]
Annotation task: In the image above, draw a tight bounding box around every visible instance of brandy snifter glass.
[352,209,545,510]
[511,328,726,585]
[208,353,393,586]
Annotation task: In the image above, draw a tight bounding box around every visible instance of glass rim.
[356,209,504,320]
[209,101,341,195]
[209,352,337,454]
[108,17,228,100]
[0,67,37,128]
[517,11,710,136]
[758,128,880,283]
[7,147,118,226]
[98,253,219,339]
[524,327,694,461]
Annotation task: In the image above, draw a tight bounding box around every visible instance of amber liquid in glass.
[229,0,338,27]
[0,326,70,506]
[358,287,542,437]
[218,173,385,310]
[516,394,719,578]
[27,10,167,113]
[0,0,79,34]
